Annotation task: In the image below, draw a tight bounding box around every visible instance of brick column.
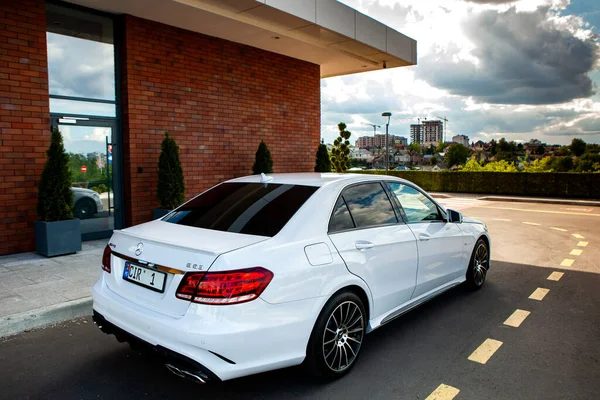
[0,0,50,254]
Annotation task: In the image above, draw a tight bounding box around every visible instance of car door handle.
[355,241,374,250]
[419,234,431,241]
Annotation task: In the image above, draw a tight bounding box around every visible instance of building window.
[46,3,115,116]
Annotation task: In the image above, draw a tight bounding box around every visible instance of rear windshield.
[163,182,318,237]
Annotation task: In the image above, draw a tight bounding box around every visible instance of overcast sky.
[322,0,600,145]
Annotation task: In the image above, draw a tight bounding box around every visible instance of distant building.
[356,134,408,149]
[422,120,443,147]
[355,136,374,148]
[452,134,469,147]
[392,136,408,146]
[410,124,423,145]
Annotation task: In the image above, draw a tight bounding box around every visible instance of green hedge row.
[353,171,600,199]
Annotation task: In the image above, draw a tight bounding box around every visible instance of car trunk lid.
[105,220,269,316]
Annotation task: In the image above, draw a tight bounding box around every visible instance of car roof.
[227,172,409,187]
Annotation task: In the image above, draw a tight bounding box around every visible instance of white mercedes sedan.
[92,173,490,383]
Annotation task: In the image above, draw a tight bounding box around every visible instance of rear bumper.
[92,274,323,381]
[93,310,220,383]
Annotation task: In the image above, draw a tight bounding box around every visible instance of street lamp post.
[382,112,391,174]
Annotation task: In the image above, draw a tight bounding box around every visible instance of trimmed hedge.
[353,171,600,199]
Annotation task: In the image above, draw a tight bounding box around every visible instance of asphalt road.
[1,200,599,400]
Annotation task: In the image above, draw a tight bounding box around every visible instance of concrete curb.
[0,297,92,339]
[479,196,600,207]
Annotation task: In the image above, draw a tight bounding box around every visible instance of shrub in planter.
[314,139,331,172]
[35,127,81,257]
[252,140,273,174]
[155,132,185,219]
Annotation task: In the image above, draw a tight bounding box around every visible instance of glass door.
[51,116,122,240]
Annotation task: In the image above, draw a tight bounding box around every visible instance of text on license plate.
[123,262,166,293]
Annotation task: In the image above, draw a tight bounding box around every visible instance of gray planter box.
[152,208,172,220]
[35,219,82,257]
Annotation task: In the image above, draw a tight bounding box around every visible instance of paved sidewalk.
[0,239,106,337]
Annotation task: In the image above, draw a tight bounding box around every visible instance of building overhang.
[63,0,417,78]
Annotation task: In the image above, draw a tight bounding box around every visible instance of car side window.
[387,183,443,223]
[338,182,398,229]
[329,196,355,232]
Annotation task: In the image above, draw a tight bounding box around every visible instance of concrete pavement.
[0,239,105,337]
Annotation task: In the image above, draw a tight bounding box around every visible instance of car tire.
[466,238,489,290]
[74,198,96,220]
[305,291,366,380]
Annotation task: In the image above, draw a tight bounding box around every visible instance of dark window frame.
[384,181,448,224]
[327,181,402,234]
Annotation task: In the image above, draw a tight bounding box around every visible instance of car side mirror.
[446,208,463,223]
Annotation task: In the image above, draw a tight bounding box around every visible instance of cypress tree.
[252,140,273,174]
[157,132,185,209]
[37,127,74,222]
[314,139,331,172]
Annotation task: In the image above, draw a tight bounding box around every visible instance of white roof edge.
[265,0,417,64]
[65,0,417,77]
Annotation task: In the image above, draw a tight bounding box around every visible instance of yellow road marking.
[523,222,541,226]
[468,339,503,364]
[529,288,550,301]
[493,218,512,222]
[570,249,583,256]
[572,233,585,239]
[561,259,575,267]
[481,206,600,217]
[504,309,530,328]
[425,384,460,400]
[548,271,564,281]
[577,241,588,247]
[550,227,568,232]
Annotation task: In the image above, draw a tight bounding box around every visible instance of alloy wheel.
[322,300,364,372]
[473,242,489,286]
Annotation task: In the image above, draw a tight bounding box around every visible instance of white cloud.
[324,0,600,145]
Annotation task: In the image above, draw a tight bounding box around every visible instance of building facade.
[356,134,407,149]
[422,120,443,147]
[452,134,469,147]
[0,0,417,255]
[410,124,423,145]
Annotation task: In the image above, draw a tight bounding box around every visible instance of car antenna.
[260,173,274,183]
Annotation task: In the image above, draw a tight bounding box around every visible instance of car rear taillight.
[101,245,111,273]
[175,267,273,305]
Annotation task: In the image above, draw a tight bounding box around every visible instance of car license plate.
[123,262,166,293]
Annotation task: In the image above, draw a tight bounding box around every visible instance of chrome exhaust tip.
[165,363,206,384]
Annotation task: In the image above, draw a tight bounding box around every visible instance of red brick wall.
[0,0,49,255]
[121,16,321,226]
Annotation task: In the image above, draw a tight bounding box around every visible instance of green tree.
[314,139,331,172]
[489,139,498,156]
[483,160,518,172]
[554,146,571,156]
[157,132,185,209]
[409,142,423,154]
[522,157,553,172]
[331,122,351,172]
[536,144,546,155]
[430,155,438,166]
[570,138,586,157]
[549,156,574,172]
[436,142,449,153]
[252,140,274,174]
[446,143,470,167]
[426,144,435,155]
[37,127,73,221]
[461,157,483,171]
